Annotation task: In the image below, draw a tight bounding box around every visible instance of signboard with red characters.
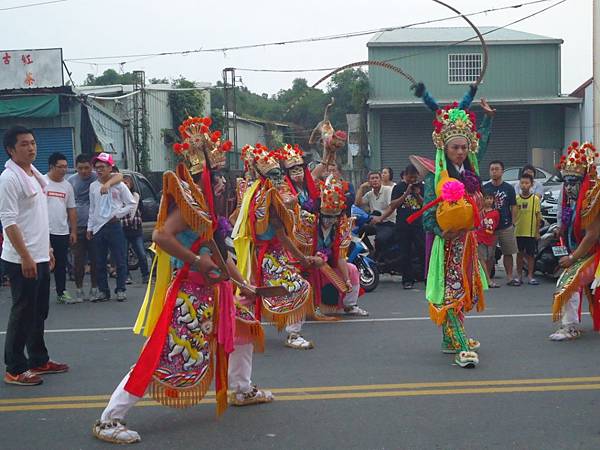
[0,48,63,90]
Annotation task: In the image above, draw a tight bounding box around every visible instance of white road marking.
[0,312,590,335]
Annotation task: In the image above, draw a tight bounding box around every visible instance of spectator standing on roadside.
[121,175,149,284]
[515,164,544,198]
[381,167,396,187]
[515,173,541,285]
[476,192,500,288]
[0,125,69,386]
[68,154,122,302]
[45,152,78,304]
[483,160,519,286]
[87,153,136,302]
[378,164,424,289]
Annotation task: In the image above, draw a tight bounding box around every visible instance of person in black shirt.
[482,160,519,285]
[378,164,424,289]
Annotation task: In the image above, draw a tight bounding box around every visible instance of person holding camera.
[377,164,424,289]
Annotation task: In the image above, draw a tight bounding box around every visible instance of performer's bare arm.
[152,207,218,272]
[270,209,314,268]
[225,255,256,298]
[559,218,600,267]
[337,257,352,290]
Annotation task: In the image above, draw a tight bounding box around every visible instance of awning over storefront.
[0,94,59,118]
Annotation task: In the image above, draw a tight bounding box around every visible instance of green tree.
[168,77,207,130]
[83,69,138,86]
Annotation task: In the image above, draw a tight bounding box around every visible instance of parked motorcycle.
[350,205,380,292]
[490,222,560,280]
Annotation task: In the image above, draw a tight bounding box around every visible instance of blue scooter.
[349,205,379,292]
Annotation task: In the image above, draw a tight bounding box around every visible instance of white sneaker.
[89,288,99,301]
[92,419,141,444]
[344,305,369,316]
[75,288,87,302]
[116,291,127,302]
[229,386,274,406]
[285,333,314,350]
[549,325,582,341]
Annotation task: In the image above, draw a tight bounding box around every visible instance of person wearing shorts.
[483,160,518,285]
[515,173,541,285]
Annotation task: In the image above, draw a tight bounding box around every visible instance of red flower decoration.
[173,143,183,154]
[182,142,190,150]
[202,117,212,127]
[200,125,209,134]
[222,140,233,151]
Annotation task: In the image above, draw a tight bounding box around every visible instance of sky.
[0,0,593,96]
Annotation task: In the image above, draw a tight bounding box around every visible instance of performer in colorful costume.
[280,143,320,213]
[233,143,317,350]
[550,141,600,340]
[93,118,271,445]
[295,175,368,316]
[408,84,494,368]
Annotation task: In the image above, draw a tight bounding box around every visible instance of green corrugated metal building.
[367,27,580,177]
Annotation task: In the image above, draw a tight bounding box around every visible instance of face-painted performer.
[550,141,600,340]
[232,143,318,350]
[295,175,369,318]
[280,143,320,213]
[407,83,494,369]
[93,117,272,444]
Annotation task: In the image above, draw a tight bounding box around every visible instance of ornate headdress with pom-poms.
[279,143,305,169]
[556,141,598,178]
[241,143,283,176]
[172,116,233,174]
[432,103,480,153]
[320,174,346,216]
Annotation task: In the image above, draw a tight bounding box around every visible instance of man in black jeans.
[0,126,69,386]
[378,164,425,289]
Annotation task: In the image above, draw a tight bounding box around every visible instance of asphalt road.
[0,271,599,450]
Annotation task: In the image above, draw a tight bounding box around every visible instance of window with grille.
[448,53,482,84]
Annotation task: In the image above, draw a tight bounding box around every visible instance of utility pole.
[132,70,148,172]
[594,0,600,149]
[222,68,238,170]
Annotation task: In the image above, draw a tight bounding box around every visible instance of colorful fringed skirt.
[257,241,311,330]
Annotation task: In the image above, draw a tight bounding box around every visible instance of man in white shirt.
[355,171,395,258]
[0,125,69,386]
[87,153,136,302]
[45,152,78,304]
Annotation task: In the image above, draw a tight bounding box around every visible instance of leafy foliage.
[168,77,206,130]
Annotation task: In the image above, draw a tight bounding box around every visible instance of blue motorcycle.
[349,205,379,292]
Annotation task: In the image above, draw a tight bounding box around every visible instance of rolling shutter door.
[380,108,529,178]
[479,109,529,173]
[380,111,432,177]
[0,127,74,173]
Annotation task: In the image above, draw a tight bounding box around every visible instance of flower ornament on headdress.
[432,103,480,153]
[556,141,598,178]
[279,143,305,169]
[173,116,233,174]
[241,143,284,176]
[320,174,346,216]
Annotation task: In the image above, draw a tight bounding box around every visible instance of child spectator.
[476,192,500,288]
[515,173,541,285]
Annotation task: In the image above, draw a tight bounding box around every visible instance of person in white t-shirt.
[355,171,395,258]
[45,152,78,304]
[0,126,69,386]
[87,153,136,302]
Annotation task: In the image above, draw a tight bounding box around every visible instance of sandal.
[507,279,522,286]
[528,278,540,285]
[488,282,500,288]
